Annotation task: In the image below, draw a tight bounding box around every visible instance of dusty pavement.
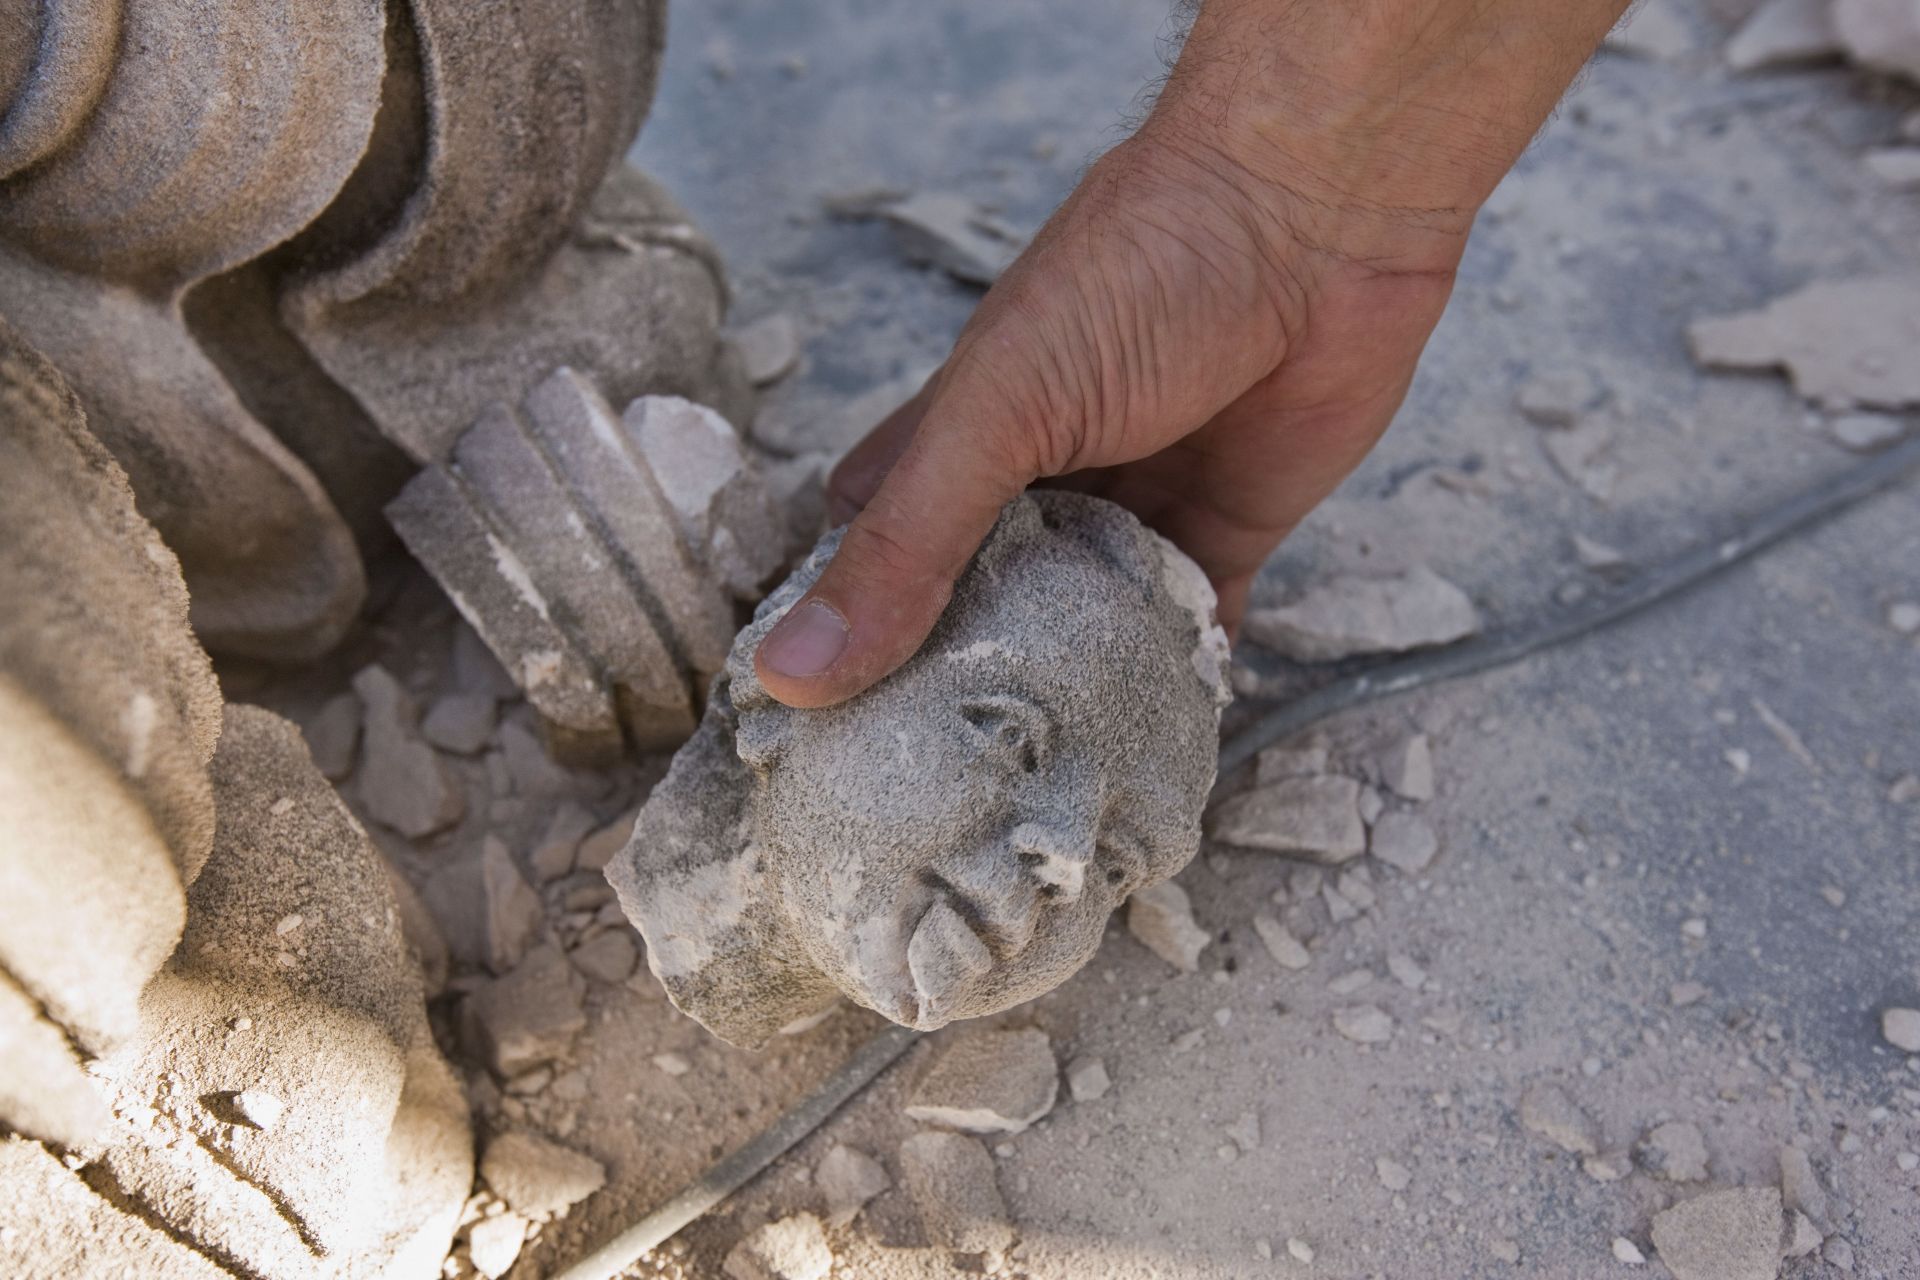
[244,0,1920,1275]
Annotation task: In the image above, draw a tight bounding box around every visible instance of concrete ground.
[259,1,1920,1276]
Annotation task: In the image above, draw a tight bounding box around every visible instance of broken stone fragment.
[816,1144,891,1227]
[1688,276,1920,409]
[1520,1082,1599,1155]
[1369,812,1439,874]
[627,395,784,600]
[422,691,498,756]
[898,1131,1015,1257]
[1783,1212,1822,1258]
[569,929,639,985]
[1639,1120,1711,1182]
[301,692,362,781]
[1776,1146,1828,1229]
[1724,0,1841,70]
[467,1212,529,1280]
[1834,0,1920,80]
[1542,422,1620,503]
[480,1130,607,1220]
[731,312,802,387]
[529,802,596,882]
[1649,1186,1785,1280]
[1245,566,1480,662]
[724,1212,834,1280]
[461,944,587,1076]
[424,837,545,975]
[351,664,466,838]
[1604,0,1696,59]
[905,1028,1058,1134]
[230,1089,285,1131]
[1209,775,1367,862]
[835,191,1027,286]
[1252,915,1311,970]
[1881,1006,1920,1052]
[1864,148,1920,189]
[1253,742,1330,784]
[1126,881,1211,972]
[1065,1056,1112,1103]
[1827,411,1907,452]
[1378,733,1435,801]
[1573,533,1630,575]
[575,808,640,873]
[1333,1004,1394,1045]
[1515,368,1604,427]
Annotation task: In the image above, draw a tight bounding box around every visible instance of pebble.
[1821,1236,1855,1271]
[480,1130,607,1219]
[1889,601,1920,634]
[1573,533,1629,574]
[1648,1186,1783,1280]
[1882,1007,1920,1053]
[1610,1235,1646,1264]
[1669,981,1710,1007]
[1828,411,1906,452]
[1252,915,1311,970]
[461,944,587,1076]
[1490,1238,1521,1264]
[904,1027,1058,1135]
[816,1145,890,1227]
[1896,1151,1919,1172]
[466,1213,528,1280]
[1375,1156,1412,1191]
[1065,1057,1111,1103]
[1370,812,1438,874]
[1681,917,1708,940]
[530,802,596,882]
[1819,884,1847,908]
[421,691,497,755]
[1285,1237,1315,1263]
[575,808,640,873]
[1777,1145,1828,1226]
[1333,1004,1394,1045]
[898,1131,1014,1257]
[722,1212,833,1280]
[1784,1210,1823,1258]
[1520,1082,1598,1155]
[1387,952,1427,991]
[352,664,465,838]
[1243,566,1481,662]
[1638,1120,1710,1182]
[1516,368,1604,427]
[731,313,802,387]
[300,692,363,782]
[652,1052,691,1076]
[1378,732,1435,801]
[569,929,639,985]
[1254,743,1329,783]
[1126,881,1210,971]
[1209,775,1367,863]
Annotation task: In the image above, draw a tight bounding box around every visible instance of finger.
[825,368,942,524]
[754,367,1038,708]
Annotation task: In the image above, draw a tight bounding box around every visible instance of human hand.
[755,0,1630,709]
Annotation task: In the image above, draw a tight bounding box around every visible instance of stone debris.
[724,1212,833,1280]
[575,808,640,873]
[1724,0,1841,71]
[898,1131,1015,1257]
[1612,1236,1648,1264]
[461,944,587,1076]
[1604,0,1695,59]
[1252,915,1311,970]
[1888,601,1920,633]
[1357,784,1385,826]
[1835,0,1920,78]
[424,837,546,975]
[905,1027,1058,1134]
[1210,775,1367,862]
[1670,980,1711,1007]
[1688,275,1920,409]
[732,312,801,386]
[1333,1004,1394,1044]
[1127,881,1211,971]
[1243,566,1481,662]
[1881,1006,1920,1052]
[653,1052,692,1076]
[1542,422,1621,503]
[1386,951,1427,991]
[1751,698,1819,773]
[1584,1151,1633,1182]
[1822,1236,1855,1270]
[301,693,361,781]
[816,1144,890,1227]
[1776,1146,1828,1228]
[1375,1156,1412,1191]
[1649,1186,1785,1280]
[628,395,784,601]
[1370,812,1439,874]
[1784,1212,1822,1257]
[1639,1120,1711,1182]
[1254,742,1330,783]
[421,691,497,755]
[1286,1237,1316,1263]
[230,1089,284,1131]
[1520,1082,1599,1155]
[1515,367,1604,426]
[530,802,596,882]
[1065,1056,1112,1102]
[1828,411,1907,451]
[351,665,465,838]
[1378,732,1435,801]
[569,929,639,985]
[1573,533,1630,574]
[1226,1110,1261,1154]
[480,1130,606,1219]
[1490,1239,1522,1264]
[1335,867,1376,911]
[833,191,1027,286]
[466,1212,528,1280]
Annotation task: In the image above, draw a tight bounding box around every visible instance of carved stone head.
[607,491,1229,1046]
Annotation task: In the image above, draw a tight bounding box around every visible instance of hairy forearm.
[1146,0,1632,271]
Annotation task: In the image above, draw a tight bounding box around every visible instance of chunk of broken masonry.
[387,372,756,760]
[816,1144,891,1227]
[1370,812,1440,874]
[1209,775,1368,862]
[352,664,466,838]
[1243,566,1480,662]
[606,492,1229,1045]
[905,1028,1058,1134]
[1126,881,1211,971]
[1378,732,1435,801]
[899,1131,1015,1257]
[460,944,587,1076]
[1688,276,1920,409]
[1649,1187,1785,1280]
[724,1212,834,1280]
[480,1130,607,1220]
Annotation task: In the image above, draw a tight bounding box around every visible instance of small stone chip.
[1784,1212,1822,1258]
[1777,1145,1828,1227]
[1670,981,1711,1007]
[467,1213,528,1280]
[1375,1157,1412,1191]
[1370,812,1439,874]
[1611,1236,1646,1265]
[898,1131,1014,1258]
[1648,1186,1784,1280]
[1252,915,1310,970]
[1882,1006,1920,1053]
[1285,1237,1315,1263]
[816,1145,890,1227]
[653,1052,692,1076]
[1520,1082,1598,1155]
[1126,881,1210,971]
[1209,775,1367,863]
[481,1130,607,1219]
[1639,1120,1710,1182]
[1378,732,1435,801]
[1333,1004,1394,1045]
[723,1212,832,1280]
[1065,1056,1111,1103]
[905,1027,1058,1135]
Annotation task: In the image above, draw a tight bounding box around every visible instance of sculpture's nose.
[1011,820,1095,904]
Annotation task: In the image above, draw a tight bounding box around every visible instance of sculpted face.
[728,492,1227,1030]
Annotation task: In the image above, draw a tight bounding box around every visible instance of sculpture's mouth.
[902,890,995,1028]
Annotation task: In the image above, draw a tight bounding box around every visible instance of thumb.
[753,358,1041,708]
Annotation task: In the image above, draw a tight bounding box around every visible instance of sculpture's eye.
[960,698,1044,774]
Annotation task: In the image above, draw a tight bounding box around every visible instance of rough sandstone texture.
[608,492,1231,1046]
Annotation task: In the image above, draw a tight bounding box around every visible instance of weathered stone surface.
[816,1144,891,1226]
[1243,567,1480,662]
[0,1139,230,1280]
[461,944,587,1076]
[899,1131,1015,1257]
[481,1131,607,1220]
[352,665,465,838]
[724,1212,834,1280]
[608,492,1229,1046]
[1650,1187,1785,1280]
[1209,776,1367,862]
[1127,881,1211,972]
[1689,277,1920,409]
[906,1028,1058,1134]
